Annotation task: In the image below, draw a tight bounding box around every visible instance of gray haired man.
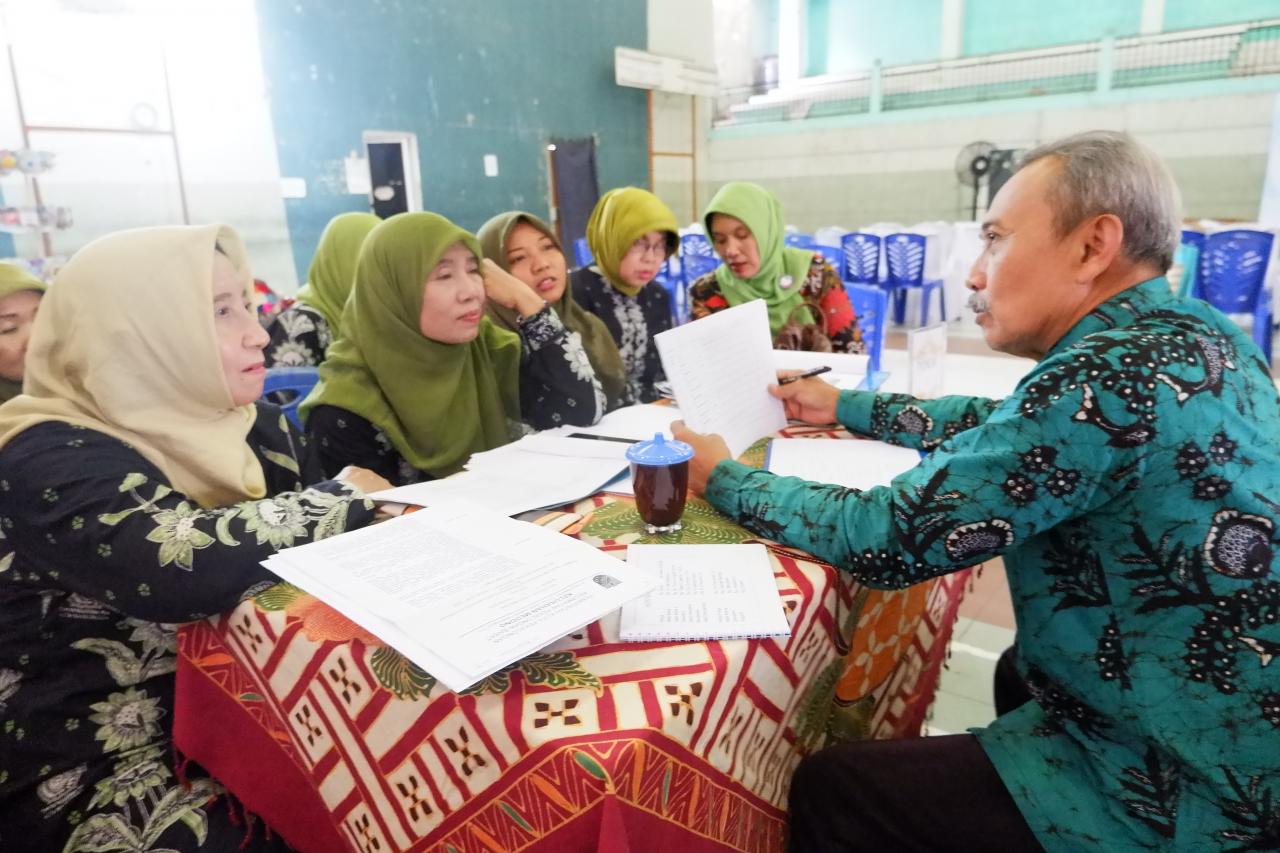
[674,131,1280,851]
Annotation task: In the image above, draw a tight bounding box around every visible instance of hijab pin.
[779,275,794,290]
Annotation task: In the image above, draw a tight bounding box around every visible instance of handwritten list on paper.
[654,299,786,457]
[619,544,791,642]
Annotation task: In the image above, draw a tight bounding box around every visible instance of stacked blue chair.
[784,233,817,249]
[840,232,882,286]
[1176,230,1205,299]
[1195,229,1274,362]
[681,233,715,258]
[651,260,687,325]
[262,366,320,430]
[814,245,842,274]
[883,232,946,326]
[573,237,593,268]
[682,254,720,284]
[846,284,889,387]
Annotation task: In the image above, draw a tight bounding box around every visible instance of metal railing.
[715,18,1280,127]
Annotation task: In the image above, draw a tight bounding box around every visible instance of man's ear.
[1074,213,1124,284]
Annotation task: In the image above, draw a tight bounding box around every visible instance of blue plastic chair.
[840,232,882,285]
[846,283,888,382]
[682,253,720,286]
[573,237,593,268]
[1195,229,1274,362]
[883,232,946,326]
[653,260,692,326]
[814,245,842,273]
[1177,230,1206,298]
[681,233,715,258]
[262,366,320,430]
[784,233,816,249]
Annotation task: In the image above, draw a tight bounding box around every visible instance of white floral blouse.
[0,405,374,851]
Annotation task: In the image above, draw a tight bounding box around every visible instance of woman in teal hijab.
[265,212,379,367]
[690,182,864,354]
[302,212,604,484]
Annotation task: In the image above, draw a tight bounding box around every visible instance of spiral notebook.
[619,544,792,642]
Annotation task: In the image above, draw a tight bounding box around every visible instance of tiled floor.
[927,560,1016,736]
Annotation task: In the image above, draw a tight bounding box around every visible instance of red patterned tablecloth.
[175,428,969,852]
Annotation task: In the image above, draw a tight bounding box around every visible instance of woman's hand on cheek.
[481,259,545,318]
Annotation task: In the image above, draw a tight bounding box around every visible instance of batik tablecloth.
[174,426,970,852]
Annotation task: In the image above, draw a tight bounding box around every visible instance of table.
[174,426,970,853]
[878,349,1034,398]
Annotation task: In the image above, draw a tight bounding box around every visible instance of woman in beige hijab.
[0,225,387,851]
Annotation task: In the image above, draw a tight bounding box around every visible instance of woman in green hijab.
[265,211,380,367]
[478,210,626,411]
[690,181,864,354]
[570,187,679,405]
[302,212,605,485]
[0,263,46,404]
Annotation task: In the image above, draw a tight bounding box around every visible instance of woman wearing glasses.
[570,187,680,405]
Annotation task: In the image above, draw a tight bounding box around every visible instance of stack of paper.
[766,438,922,491]
[370,433,630,514]
[546,402,683,442]
[263,503,658,692]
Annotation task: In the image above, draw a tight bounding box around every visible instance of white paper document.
[370,445,626,514]
[766,438,922,492]
[263,502,659,692]
[619,544,791,641]
[772,349,869,390]
[548,402,683,442]
[654,300,786,457]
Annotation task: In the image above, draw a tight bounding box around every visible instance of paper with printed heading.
[262,502,658,692]
[654,300,786,457]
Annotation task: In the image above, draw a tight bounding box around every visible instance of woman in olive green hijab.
[570,187,679,405]
[478,210,626,410]
[265,211,379,367]
[302,212,605,484]
[690,181,864,354]
[0,263,47,404]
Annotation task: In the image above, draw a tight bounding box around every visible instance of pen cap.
[625,432,694,467]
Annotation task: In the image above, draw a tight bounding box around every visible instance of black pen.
[778,365,832,385]
[567,432,639,444]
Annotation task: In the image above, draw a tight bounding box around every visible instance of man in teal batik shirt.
[675,131,1280,852]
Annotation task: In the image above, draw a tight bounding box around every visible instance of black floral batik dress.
[264,304,331,368]
[0,404,374,851]
[569,267,672,405]
[706,277,1280,852]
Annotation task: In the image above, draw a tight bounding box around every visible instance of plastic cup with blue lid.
[625,432,694,533]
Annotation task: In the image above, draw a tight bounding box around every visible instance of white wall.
[704,91,1275,229]
[647,0,715,225]
[0,0,296,289]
